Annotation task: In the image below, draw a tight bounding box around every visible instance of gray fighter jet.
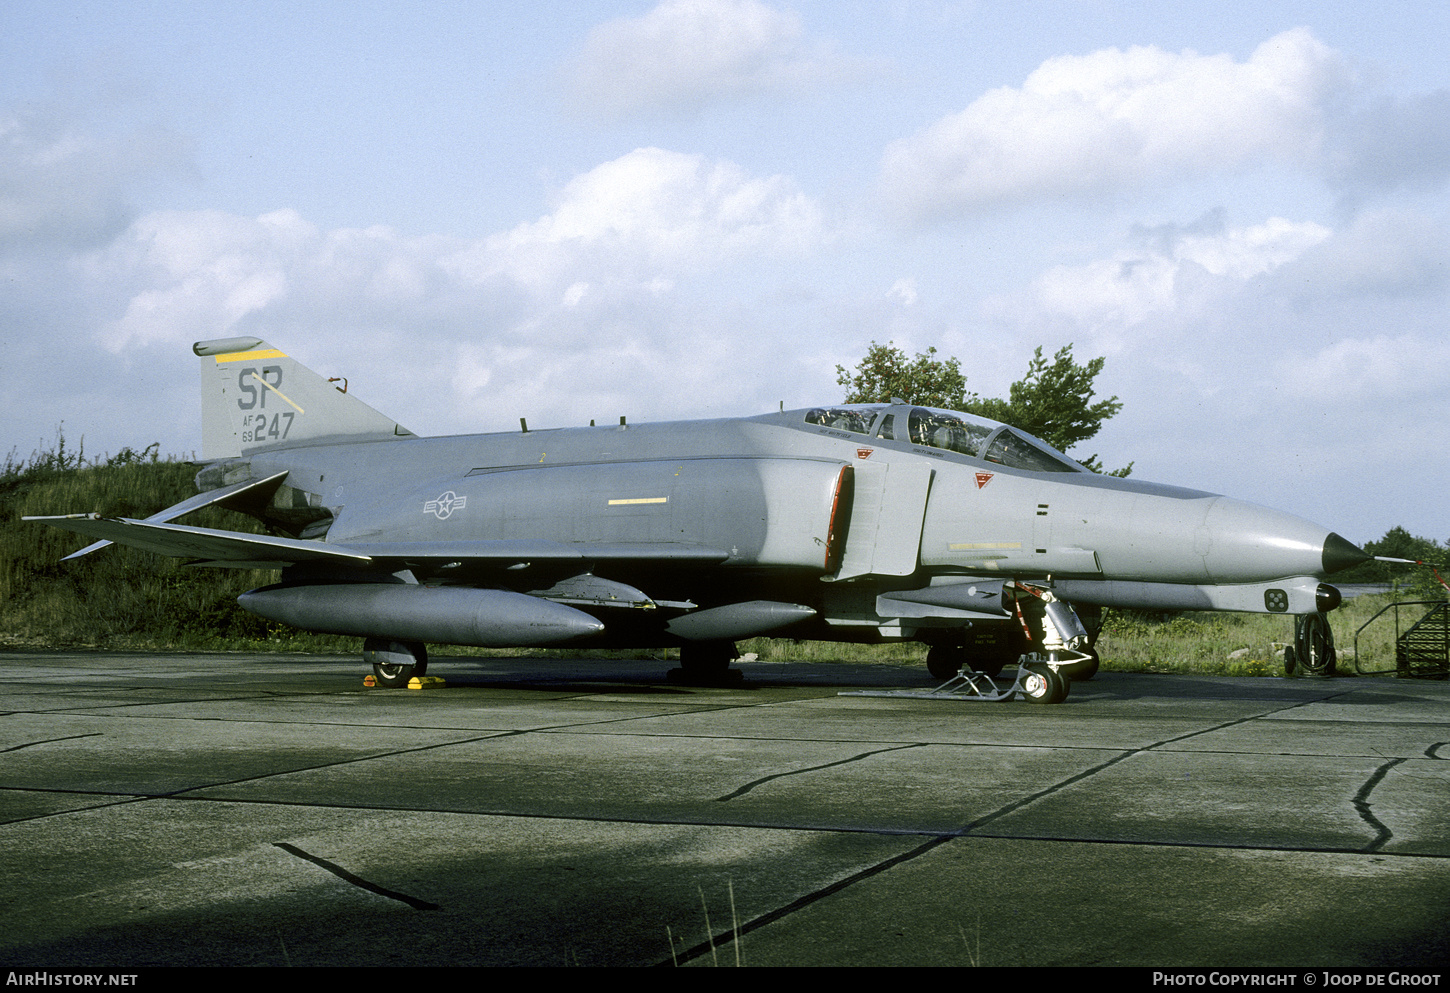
[28,337,1370,701]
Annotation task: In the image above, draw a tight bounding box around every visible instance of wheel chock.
[407,676,446,689]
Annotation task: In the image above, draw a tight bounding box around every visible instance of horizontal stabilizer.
[26,515,372,568]
[51,470,290,562]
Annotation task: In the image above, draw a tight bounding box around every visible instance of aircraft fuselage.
[226,403,1356,643]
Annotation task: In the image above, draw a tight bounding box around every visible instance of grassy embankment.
[2,438,1437,675]
[1,437,348,653]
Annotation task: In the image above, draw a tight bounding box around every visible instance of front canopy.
[802,403,1085,473]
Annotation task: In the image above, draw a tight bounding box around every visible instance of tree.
[836,342,974,410]
[1345,526,1449,595]
[836,341,1130,475]
[964,346,1128,476]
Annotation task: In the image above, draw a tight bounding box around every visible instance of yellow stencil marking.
[949,541,1021,551]
[608,497,668,506]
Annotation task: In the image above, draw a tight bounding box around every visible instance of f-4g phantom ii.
[29,337,1372,702]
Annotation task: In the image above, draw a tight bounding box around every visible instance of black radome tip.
[1321,532,1371,575]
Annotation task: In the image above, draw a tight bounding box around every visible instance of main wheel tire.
[673,640,742,685]
[363,638,428,688]
[1019,662,1068,704]
[680,640,736,673]
[926,644,964,680]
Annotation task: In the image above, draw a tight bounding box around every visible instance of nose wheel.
[1018,660,1069,704]
[1286,612,1336,678]
[843,654,1074,703]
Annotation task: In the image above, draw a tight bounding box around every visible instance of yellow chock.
[407,676,446,689]
[362,674,378,687]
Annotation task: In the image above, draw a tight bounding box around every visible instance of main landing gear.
[668,640,745,686]
[364,638,428,688]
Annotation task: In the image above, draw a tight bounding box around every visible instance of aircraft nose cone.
[1321,532,1371,575]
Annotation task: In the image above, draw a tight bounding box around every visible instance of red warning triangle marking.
[975,472,994,489]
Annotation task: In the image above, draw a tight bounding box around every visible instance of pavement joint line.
[956,704,1427,850]
[157,733,506,797]
[955,709,1266,834]
[0,790,157,825]
[1,732,103,752]
[6,784,1450,860]
[0,692,295,715]
[661,833,956,967]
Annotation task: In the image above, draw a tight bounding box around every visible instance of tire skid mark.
[714,743,929,801]
[273,842,439,910]
[1354,757,1408,852]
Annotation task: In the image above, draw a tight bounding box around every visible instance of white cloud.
[84,208,470,350]
[1326,90,1450,197]
[1273,207,1450,298]
[0,106,187,252]
[53,147,830,442]
[1275,334,1450,403]
[888,277,918,307]
[880,28,1349,222]
[442,147,824,292]
[563,0,867,118]
[1032,214,1331,326]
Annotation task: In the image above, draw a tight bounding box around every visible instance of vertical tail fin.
[195,337,414,459]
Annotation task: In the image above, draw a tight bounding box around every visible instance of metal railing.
[1353,600,1450,678]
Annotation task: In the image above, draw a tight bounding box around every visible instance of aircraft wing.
[28,514,731,572]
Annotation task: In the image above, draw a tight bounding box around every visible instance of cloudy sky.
[4,0,1447,545]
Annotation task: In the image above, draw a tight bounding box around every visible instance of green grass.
[0,434,341,652]
[3,435,1440,675]
[1091,594,1408,677]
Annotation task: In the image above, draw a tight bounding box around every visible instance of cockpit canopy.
[802,403,1086,473]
